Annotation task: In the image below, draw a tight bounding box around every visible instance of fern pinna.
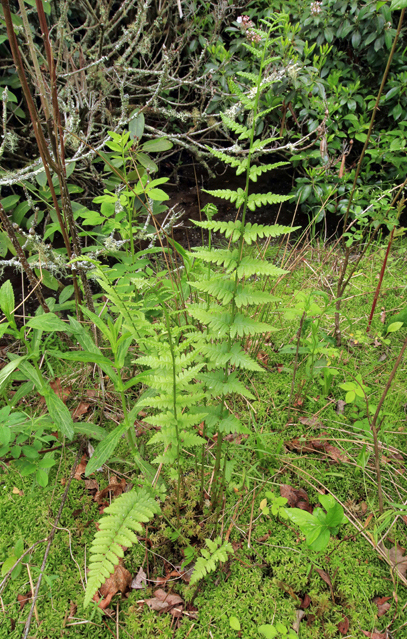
[186,19,298,506]
[84,487,160,608]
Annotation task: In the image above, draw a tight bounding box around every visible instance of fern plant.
[186,16,298,507]
[189,537,234,586]
[84,487,160,608]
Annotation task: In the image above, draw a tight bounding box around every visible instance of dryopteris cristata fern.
[84,487,160,608]
[189,537,233,586]
[186,17,299,507]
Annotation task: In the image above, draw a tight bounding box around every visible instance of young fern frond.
[84,488,160,608]
[189,537,234,586]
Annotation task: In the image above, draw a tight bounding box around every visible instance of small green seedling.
[284,494,348,552]
[260,491,288,518]
[1,539,24,579]
[230,616,241,631]
[258,622,298,638]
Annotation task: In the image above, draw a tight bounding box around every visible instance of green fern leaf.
[246,192,291,211]
[249,162,289,182]
[204,343,263,371]
[205,146,248,171]
[202,188,246,208]
[201,342,263,372]
[189,537,234,585]
[190,278,235,304]
[230,314,274,338]
[192,220,243,242]
[219,112,252,138]
[237,257,288,279]
[84,488,160,608]
[235,285,279,307]
[241,42,264,58]
[189,248,239,271]
[243,222,297,244]
[218,414,250,435]
[236,70,259,83]
[226,80,254,110]
[200,370,254,399]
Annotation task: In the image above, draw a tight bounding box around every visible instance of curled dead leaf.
[94,476,127,505]
[378,542,407,580]
[131,566,147,590]
[96,563,132,609]
[145,589,184,617]
[74,454,88,481]
[50,378,71,404]
[17,591,32,611]
[280,484,312,512]
[372,596,391,617]
[72,402,90,420]
[337,615,349,635]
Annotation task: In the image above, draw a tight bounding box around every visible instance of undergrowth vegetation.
[0,1,407,638]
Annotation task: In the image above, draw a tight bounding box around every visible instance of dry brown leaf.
[86,389,98,398]
[68,601,77,619]
[336,400,346,414]
[145,589,184,617]
[299,416,324,429]
[292,610,305,633]
[94,476,126,505]
[72,402,90,420]
[338,615,349,634]
[256,350,268,366]
[74,454,88,480]
[300,594,311,609]
[84,478,99,492]
[50,378,71,404]
[286,435,349,463]
[361,631,387,639]
[96,563,132,609]
[378,542,407,580]
[314,568,334,600]
[17,591,32,611]
[280,484,312,512]
[131,566,147,590]
[372,596,391,617]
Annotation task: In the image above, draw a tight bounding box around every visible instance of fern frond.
[200,370,254,399]
[251,136,280,152]
[218,414,250,435]
[189,248,239,271]
[236,70,259,83]
[236,257,288,279]
[202,188,246,209]
[206,146,248,171]
[190,278,235,304]
[235,286,279,307]
[146,411,207,428]
[219,112,252,138]
[201,342,263,372]
[230,314,274,338]
[241,42,265,58]
[246,192,291,211]
[243,222,296,244]
[192,220,243,242]
[189,537,234,585]
[249,162,289,182]
[84,488,160,608]
[226,80,254,110]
